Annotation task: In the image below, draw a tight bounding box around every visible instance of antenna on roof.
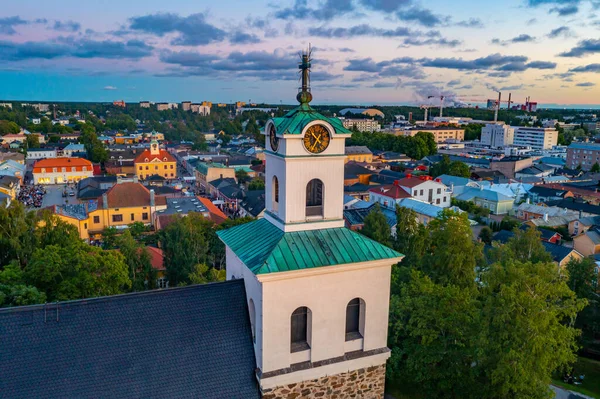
[297,44,313,105]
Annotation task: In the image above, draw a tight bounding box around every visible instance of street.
[551,385,593,399]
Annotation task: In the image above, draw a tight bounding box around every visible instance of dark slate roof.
[240,190,266,217]
[0,280,260,399]
[492,229,514,244]
[546,199,600,215]
[344,162,373,179]
[344,183,372,193]
[541,242,576,263]
[519,224,560,241]
[529,186,570,198]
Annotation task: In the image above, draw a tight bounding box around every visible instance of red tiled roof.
[368,184,411,199]
[394,176,432,188]
[99,182,167,208]
[197,197,228,224]
[144,246,165,271]
[33,157,93,169]
[134,149,176,164]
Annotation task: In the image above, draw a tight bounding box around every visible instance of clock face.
[269,124,279,152]
[303,124,330,154]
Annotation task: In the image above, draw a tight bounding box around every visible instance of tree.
[0,262,46,307]
[187,263,226,284]
[478,226,493,244]
[116,230,156,291]
[490,226,552,265]
[160,213,213,285]
[0,120,20,135]
[24,242,131,302]
[592,162,600,173]
[248,178,265,191]
[235,169,250,184]
[430,155,470,178]
[361,204,391,247]
[0,201,38,267]
[101,227,119,249]
[25,133,39,149]
[128,222,147,240]
[566,257,598,302]
[394,205,427,265]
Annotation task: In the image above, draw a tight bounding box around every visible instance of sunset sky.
[1,0,600,107]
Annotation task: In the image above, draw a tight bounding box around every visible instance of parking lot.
[40,184,80,208]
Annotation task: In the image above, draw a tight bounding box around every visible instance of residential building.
[62,143,86,157]
[344,162,373,186]
[402,127,465,143]
[156,103,175,111]
[340,118,381,132]
[569,216,600,236]
[343,205,397,235]
[489,156,533,179]
[0,152,25,164]
[113,100,126,108]
[480,123,514,148]
[24,103,49,112]
[239,190,266,218]
[32,157,94,184]
[528,186,573,203]
[566,142,600,170]
[181,101,191,111]
[574,226,600,256]
[516,203,578,220]
[345,146,373,163]
[397,198,445,225]
[191,102,211,115]
[195,162,236,191]
[51,182,167,240]
[455,187,515,215]
[494,230,582,267]
[513,127,558,150]
[369,175,451,209]
[134,140,177,180]
[27,148,57,160]
[0,160,26,181]
[0,102,13,109]
[139,101,151,108]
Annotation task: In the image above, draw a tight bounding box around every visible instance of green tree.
[0,201,38,267]
[187,263,226,284]
[235,169,250,184]
[592,162,600,173]
[478,225,493,244]
[448,161,470,178]
[160,213,213,285]
[25,134,39,149]
[116,230,156,291]
[101,227,119,249]
[361,204,391,247]
[490,226,552,265]
[25,242,131,302]
[566,257,598,302]
[0,120,20,135]
[0,262,46,307]
[128,222,147,240]
[248,178,265,191]
[393,205,427,265]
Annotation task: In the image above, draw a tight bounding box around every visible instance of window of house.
[164,165,167,169]
[145,166,149,170]
[93,216,100,223]
[71,167,76,172]
[142,213,148,220]
[436,198,440,204]
[420,189,424,196]
[41,168,46,173]
[155,166,158,170]
[62,167,66,172]
[139,166,143,170]
[306,179,324,217]
[130,213,135,221]
[437,188,441,194]
[112,214,123,222]
[53,168,57,172]
[170,165,174,169]
[84,223,87,229]
[345,298,364,341]
[291,306,310,352]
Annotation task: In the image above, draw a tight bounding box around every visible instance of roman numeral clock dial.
[303,124,330,154]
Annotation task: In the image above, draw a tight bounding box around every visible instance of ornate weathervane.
[297,45,313,105]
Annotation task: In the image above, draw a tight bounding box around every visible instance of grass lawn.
[552,357,600,399]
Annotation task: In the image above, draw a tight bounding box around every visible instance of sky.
[1,0,600,107]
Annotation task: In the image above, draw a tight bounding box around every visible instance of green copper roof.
[271,104,351,136]
[196,162,226,175]
[217,218,403,275]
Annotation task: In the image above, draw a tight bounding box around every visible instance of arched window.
[345,298,365,341]
[249,298,256,344]
[291,306,311,352]
[306,179,323,217]
[272,175,279,212]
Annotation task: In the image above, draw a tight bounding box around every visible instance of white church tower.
[218,49,403,399]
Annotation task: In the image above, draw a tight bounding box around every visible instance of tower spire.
[296,45,313,106]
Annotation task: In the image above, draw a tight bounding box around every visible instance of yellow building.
[345,146,373,163]
[134,140,177,180]
[51,182,167,240]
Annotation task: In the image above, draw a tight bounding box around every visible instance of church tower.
[218,49,403,399]
[149,139,160,156]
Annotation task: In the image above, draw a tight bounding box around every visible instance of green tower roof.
[217,218,403,275]
[271,105,351,136]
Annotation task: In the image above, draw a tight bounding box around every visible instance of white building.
[340,118,381,132]
[140,101,151,108]
[0,103,12,109]
[27,148,58,160]
[480,123,514,148]
[218,63,402,397]
[513,127,558,150]
[368,175,451,209]
[63,143,86,157]
[191,103,211,116]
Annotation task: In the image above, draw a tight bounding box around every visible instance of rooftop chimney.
[393,180,400,186]
[406,173,412,179]
[150,189,155,207]
[543,213,548,222]
[102,193,108,209]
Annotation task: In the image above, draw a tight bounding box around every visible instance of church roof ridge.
[217,218,403,275]
[271,105,351,136]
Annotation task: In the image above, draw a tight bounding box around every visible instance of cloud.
[308,24,414,38]
[129,12,227,45]
[360,0,412,12]
[103,86,117,90]
[447,79,461,86]
[229,31,261,44]
[53,20,81,32]
[421,53,528,70]
[338,47,355,52]
[499,84,524,90]
[570,63,600,72]
[550,5,579,16]
[455,18,484,28]
[402,37,461,47]
[343,57,426,79]
[492,34,536,46]
[560,39,600,57]
[0,16,28,35]
[576,82,595,87]
[0,38,153,61]
[273,0,354,21]
[547,26,575,38]
[371,82,396,88]
[526,61,557,69]
[397,7,444,26]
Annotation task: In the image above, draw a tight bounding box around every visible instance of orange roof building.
[134,140,177,180]
[197,196,228,224]
[33,157,94,184]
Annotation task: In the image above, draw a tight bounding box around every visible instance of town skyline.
[1,0,600,106]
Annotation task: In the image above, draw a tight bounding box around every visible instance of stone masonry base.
[261,364,386,399]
